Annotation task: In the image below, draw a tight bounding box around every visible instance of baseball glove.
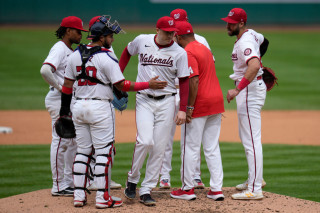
[55,115,76,138]
[112,87,128,111]
[262,66,278,91]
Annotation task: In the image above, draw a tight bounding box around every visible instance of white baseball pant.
[72,99,115,203]
[180,113,223,191]
[127,93,176,196]
[45,88,77,193]
[236,77,266,193]
[160,90,202,181]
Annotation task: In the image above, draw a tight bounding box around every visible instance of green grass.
[1,142,319,202]
[0,28,320,110]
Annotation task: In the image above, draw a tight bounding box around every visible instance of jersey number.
[76,66,98,86]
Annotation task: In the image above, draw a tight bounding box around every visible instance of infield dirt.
[0,110,319,145]
[0,110,319,212]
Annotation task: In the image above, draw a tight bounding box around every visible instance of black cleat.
[52,187,74,197]
[139,194,156,206]
[124,182,137,199]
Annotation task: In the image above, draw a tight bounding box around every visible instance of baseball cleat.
[74,199,87,207]
[124,182,137,199]
[110,180,122,189]
[159,179,171,189]
[207,190,225,201]
[231,190,264,200]
[170,188,196,200]
[235,179,267,191]
[96,200,123,208]
[139,194,156,206]
[51,187,74,197]
[193,179,205,189]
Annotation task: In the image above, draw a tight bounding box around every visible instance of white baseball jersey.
[195,34,210,50]
[127,34,189,96]
[43,41,74,87]
[65,46,124,100]
[230,29,264,81]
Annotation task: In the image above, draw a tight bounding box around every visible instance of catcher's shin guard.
[73,147,94,202]
[95,142,115,206]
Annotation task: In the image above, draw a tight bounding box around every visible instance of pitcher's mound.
[0,187,319,213]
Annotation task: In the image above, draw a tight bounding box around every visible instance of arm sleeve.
[179,77,189,112]
[260,38,269,58]
[40,64,61,91]
[119,46,131,73]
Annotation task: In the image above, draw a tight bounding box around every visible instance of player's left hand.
[175,111,186,125]
[186,109,193,123]
[227,88,240,103]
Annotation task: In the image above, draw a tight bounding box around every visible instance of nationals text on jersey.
[140,54,173,67]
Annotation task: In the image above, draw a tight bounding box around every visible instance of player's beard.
[228,25,240,36]
[103,40,111,49]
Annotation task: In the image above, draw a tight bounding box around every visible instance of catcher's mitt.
[112,87,128,111]
[262,66,278,91]
[55,116,76,138]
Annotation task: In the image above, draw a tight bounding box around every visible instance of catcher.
[56,15,167,209]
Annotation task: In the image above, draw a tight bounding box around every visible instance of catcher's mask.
[87,15,125,40]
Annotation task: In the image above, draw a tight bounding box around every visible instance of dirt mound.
[0,187,319,213]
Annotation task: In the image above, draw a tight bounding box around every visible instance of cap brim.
[160,27,179,32]
[74,27,89,32]
[221,17,239,24]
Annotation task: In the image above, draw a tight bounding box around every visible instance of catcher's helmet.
[87,15,124,39]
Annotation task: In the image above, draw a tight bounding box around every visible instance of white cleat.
[232,190,264,200]
[235,179,266,191]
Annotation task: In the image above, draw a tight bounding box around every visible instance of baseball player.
[159,8,213,189]
[40,16,87,196]
[60,15,167,208]
[119,16,189,206]
[221,8,269,200]
[85,15,122,191]
[170,21,225,201]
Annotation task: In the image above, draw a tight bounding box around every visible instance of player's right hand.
[148,76,168,89]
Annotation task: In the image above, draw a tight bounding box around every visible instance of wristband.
[61,86,73,94]
[122,80,131,92]
[133,82,149,91]
[187,106,194,110]
[237,77,250,91]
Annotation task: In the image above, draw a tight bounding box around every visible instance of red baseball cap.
[156,16,178,32]
[61,16,88,32]
[89,16,101,29]
[221,8,247,24]
[175,21,193,36]
[170,9,188,21]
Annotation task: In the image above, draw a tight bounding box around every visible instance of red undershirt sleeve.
[119,46,131,73]
[179,77,189,112]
